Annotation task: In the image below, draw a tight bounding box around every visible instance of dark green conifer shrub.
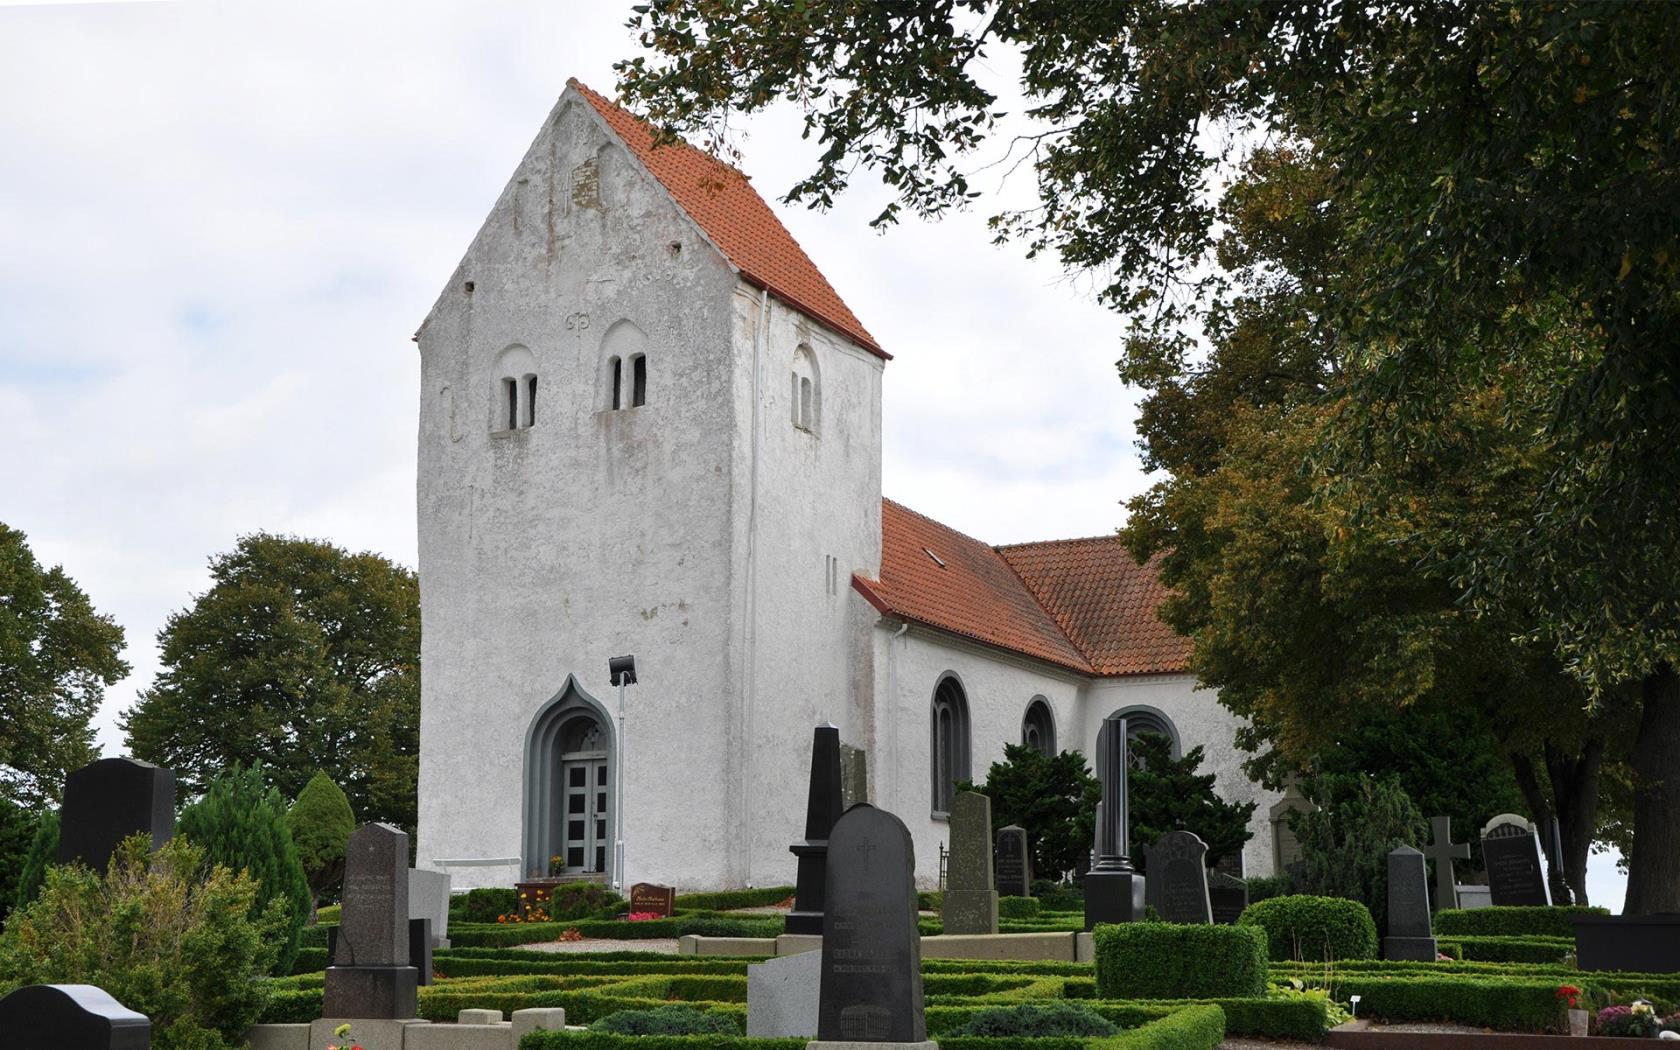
[285,771,355,916]
[10,809,58,912]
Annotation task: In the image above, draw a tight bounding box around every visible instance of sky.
[0,0,1625,908]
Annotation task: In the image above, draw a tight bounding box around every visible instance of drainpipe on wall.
[887,620,909,815]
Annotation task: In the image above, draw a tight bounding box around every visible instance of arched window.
[1095,705,1182,778]
[601,320,648,411]
[791,343,820,433]
[1022,697,1056,757]
[930,674,971,815]
[493,345,538,431]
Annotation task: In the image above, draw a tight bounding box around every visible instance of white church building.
[414,80,1282,892]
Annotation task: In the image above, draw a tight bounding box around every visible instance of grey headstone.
[1085,716,1145,930]
[56,758,175,873]
[748,948,822,1037]
[941,790,998,935]
[1481,814,1551,907]
[1382,846,1437,961]
[0,984,151,1050]
[786,725,844,936]
[1207,871,1248,924]
[818,804,925,1043]
[1148,831,1212,924]
[995,826,1031,898]
[1456,884,1493,910]
[323,823,418,1019]
[1422,816,1470,912]
[407,869,450,948]
[840,743,869,809]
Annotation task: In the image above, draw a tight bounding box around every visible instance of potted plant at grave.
[1598,1001,1660,1039]
[1558,986,1588,1037]
[550,854,566,876]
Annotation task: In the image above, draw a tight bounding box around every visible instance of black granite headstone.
[1148,831,1212,924]
[1085,716,1145,930]
[995,825,1031,898]
[787,725,844,936]
[56,758,175,873]
[0,984,151,1050]
[1207,871,1248,924]
[322,823,418,1019]
[1573,914,1680,973]
[1382,846,1437,961]
[818,804,925,1044]
[1481,815,1551,907]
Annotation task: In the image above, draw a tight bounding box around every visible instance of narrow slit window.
[525,374,537,427]
[504,377,519,430]
[791,373,801,425]
[800,377,813,428]
[631,354,647,407]
[610,357,622,410]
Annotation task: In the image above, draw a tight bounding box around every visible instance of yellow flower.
[335,1025,352,1038]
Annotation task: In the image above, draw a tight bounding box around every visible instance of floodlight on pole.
[608,655,637,890]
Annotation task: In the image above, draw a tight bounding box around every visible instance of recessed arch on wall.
[1096,704,1182,778]
[791,342,820,434]
[600,320,648,411]
[492,344,538,431]
[523,675,616,881]
[1022,696,1056,757]
[930,672,971,816]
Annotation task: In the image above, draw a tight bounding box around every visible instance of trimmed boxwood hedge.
[1438,934,1574,964]
[1238,895,1378,962]
[1328,974,1565,1031]
[999,896,1043,919]
[1095,922,1268,999]
[520,1034,802,1050]
[1434,905,1609,938]
[671,886,793,912]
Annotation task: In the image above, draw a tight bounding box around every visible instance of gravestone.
[1382,846,1438,961]
[1085,716,1145,931]
[630,882,676,917]
[1207,871,1249,924]
[814,804,932,1048]
[408,868,451,948]
[786,725,844,936]
[1481,813,1551,907]
[840,743,870,809]
[1147,831,1212,924]
[995,826,1031,899]
[327,919,434,987]
[56,758,176,873]
[1268,780,1313,876]
[747,948,822,1037]
[941,790,998,935]
[0,984,151,1050]
[322,823,419,1019]
[1423,816,1471,912]
[1456,884,1493,910]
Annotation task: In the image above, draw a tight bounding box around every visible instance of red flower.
[1558,985,1582,1008]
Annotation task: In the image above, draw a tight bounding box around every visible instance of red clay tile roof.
[852,500,1190,677]
[570,79,885,359]
[999,537,1192,676]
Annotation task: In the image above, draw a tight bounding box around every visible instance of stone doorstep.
[1327,1024,1642,1050]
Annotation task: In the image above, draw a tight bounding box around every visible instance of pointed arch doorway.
[525,676,616,881]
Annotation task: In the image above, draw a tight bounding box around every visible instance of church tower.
[414,81,886,890]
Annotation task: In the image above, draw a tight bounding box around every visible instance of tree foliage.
[0,834,282,1050]
[0,522,128,808]
[1127,733,1254,874]
[9,809,57,914]
[1289,772,1425,933]
[963,744,1098,882]
[286,771,355,915]
[0,798,37,926]
[176,763,312,974]
[615,0,1680,912]
[123,533,419,834]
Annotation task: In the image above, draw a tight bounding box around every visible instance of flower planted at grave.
[326,1022,365,1050]
[1599,1002,1660,1039]
[1559,986,1589,1037]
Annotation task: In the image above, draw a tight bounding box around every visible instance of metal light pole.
[607,655,637,891]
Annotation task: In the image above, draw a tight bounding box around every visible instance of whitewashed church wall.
[869,622,1086,888]
[1082,674,1282,878]
[724,288,886,889]
[415,90,745,891]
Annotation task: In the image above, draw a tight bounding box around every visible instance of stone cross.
[0,984,151,1050]
[786,724,844,936]
[816,804,929,1047]
[941,790,998,935]
[1423,815,1470,912]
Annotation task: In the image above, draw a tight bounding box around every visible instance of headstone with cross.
[814,804,933,1049]
[1423,815,1471,912]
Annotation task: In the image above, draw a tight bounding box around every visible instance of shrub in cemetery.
[1128,732,1255,873]
[547,881,624,921]
[957,1000,1119,1037]
[0,798,38,923]
[1033,879,1084,911]
[455,886,519,922]
[9,808,57,911]
[1095,921,1268,999]
[1238,894,1378,962]
[1288,772,1423,931]
[671,885,793,912]
[286,771,355,915]
[592,1004,741,1035]
[1435,904,1610,939]
[998,895,1041,919]
[0,834,283,1049]
[961,743,1100,880]
[176,763,312,974]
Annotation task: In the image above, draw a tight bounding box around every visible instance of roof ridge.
[567,78,756,179]
[881,496,1006,554]
[995,532,1127,551]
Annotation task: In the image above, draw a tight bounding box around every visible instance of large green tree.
[122,534,419,834]
[0,523,128,808]
[615,2,1680,910]
[1127,733,1254,874]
